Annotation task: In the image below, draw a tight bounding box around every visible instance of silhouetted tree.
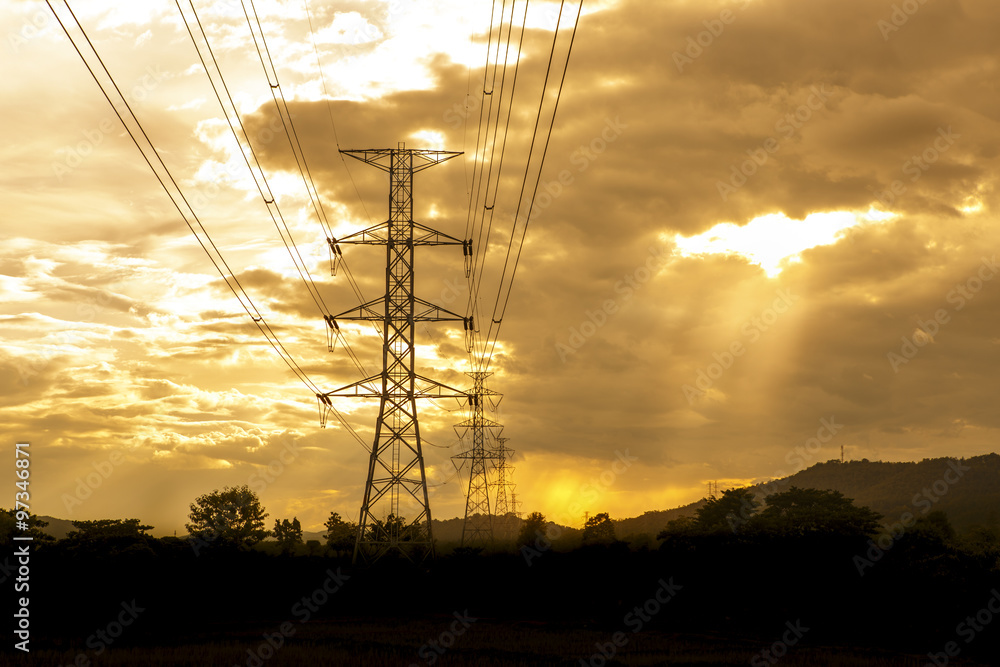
[959,523,1000,566]
[517,511,547,548]
[910,510,956,544]
[186,485,269,550]
[656,515,698,540]
[0,508,55,545]
[67,518,152,539]
[695,487,760,533]
[752,486,882,536]
[273,517,303,554]
[63,518,155,556]
[366,514,422,541]
[324,511,357,556]
[582,512,616,544]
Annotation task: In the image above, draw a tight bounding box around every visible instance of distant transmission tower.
[493,437,515,518]
[320,143,469,563]
[494,436,520,539]
[453,371,502,546]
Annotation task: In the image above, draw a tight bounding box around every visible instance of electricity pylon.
[453,371,502,546]
[493,436,517,538]
[319,143,470,563]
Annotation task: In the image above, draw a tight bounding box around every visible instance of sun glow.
[672,209,896,277]
[409,130,446,150]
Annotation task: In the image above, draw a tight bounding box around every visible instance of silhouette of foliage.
[694,487,760,533]
[273,517,303,554]
[517,511,547,548]
[582,512,616,544]
[365,514,423,542]
[0,508,55,545]
[62,518,155,557]
[186,485,269,549]
[66,518,153,539]
[752,486,882,536]
[909,510,956,544]
[324,511,357,556]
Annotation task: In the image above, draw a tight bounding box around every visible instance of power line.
[302,0,374,226]
[46,0,369,451]
[241,0,383,359]
[482,0,583,370]
[240,0,332,236]
[177,0,332,320]
[178,0,376,390]
[300,0,387,355]
[466,0,531,356]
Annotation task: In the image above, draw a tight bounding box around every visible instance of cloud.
[3,0,1000,533]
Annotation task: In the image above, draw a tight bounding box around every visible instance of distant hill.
[614,453,1000,538]
[431,513,526,543]
[32,454,999,544]
[769,453,1000,531]
[34,515,78,540]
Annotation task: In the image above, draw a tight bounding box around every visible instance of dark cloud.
[5,0,1000,531]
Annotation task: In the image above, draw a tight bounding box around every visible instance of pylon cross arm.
[336,221,391,245]
[455,417,503,429]
[323,375,381,398]
[339,148,462,172]
[332,297,384,322]
[414,297,465,322]
[412,221,466,246]
[413,374,471,400]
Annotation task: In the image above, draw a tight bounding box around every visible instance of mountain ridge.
[613,452,1000,538]
[33,453,999,542]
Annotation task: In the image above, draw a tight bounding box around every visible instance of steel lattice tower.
[494,437,511,518]
[453,371,501,546]
[493,436,518,538]
[319,143,469,563]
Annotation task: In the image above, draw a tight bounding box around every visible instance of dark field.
[5,522,1000,667]
[4,618,992,666]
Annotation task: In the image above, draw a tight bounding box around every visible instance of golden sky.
[2,0,999,536]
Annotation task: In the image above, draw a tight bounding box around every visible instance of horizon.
[46,450,997,537]
[4,0,1000,540]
